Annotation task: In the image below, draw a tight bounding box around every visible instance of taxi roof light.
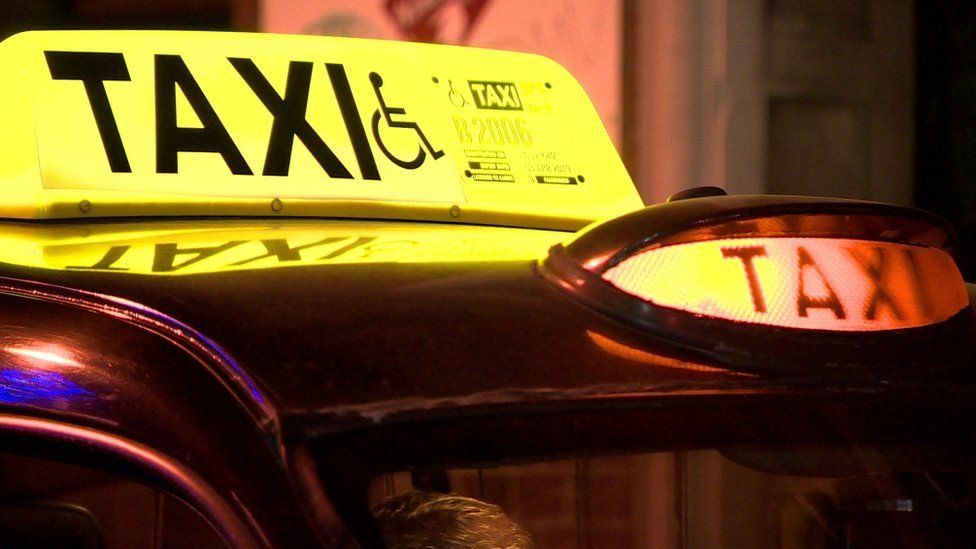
[0,30,642,229]
[540,195,973,370]
[602,237,967,332]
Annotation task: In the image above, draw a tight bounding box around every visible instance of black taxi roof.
[1,213,972,435]
[0,219,743,420]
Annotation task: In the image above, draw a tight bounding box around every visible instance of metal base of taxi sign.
[0,31,641,229]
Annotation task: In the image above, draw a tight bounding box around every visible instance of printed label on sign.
[602,237,969,332]
[440,74,585,191]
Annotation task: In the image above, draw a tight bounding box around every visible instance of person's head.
[372,490,535,549]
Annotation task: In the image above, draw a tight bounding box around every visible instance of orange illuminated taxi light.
[601,238,968,332]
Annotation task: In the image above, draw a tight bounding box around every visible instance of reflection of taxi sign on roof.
[0,31,640,227]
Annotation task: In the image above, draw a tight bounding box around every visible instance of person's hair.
[372,490,535,549]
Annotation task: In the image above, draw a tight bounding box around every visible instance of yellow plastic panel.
[602,238,968,331]
[0,31,641,228]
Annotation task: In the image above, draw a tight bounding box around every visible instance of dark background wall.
[916,1,976,280]
[0,0,241,35]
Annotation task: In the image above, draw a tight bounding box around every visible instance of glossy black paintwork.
[0,247,747,422]
[0,290,317,546]
[0,210,971,426]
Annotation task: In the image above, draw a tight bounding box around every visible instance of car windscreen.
[307,391,976,548]
[367,448,976,548]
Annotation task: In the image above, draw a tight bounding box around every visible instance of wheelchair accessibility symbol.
[369,72,445,170]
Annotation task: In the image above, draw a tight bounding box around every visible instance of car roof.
[6,216,975,439]
[0,218,764,422]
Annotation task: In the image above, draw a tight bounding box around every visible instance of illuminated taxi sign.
[603,238,967,332]
[0,31,641,227]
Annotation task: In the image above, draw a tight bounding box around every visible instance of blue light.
[0,368,95,405]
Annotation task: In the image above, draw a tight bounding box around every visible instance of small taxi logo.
[467,81,523,110]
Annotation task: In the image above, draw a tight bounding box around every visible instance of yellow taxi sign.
[0,31,641,229]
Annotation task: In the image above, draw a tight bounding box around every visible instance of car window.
[368,449,976,548]
[0,452,225,548]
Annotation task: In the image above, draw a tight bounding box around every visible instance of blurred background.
[1,0,974,276]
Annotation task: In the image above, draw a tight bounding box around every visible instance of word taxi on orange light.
[541,193,972,369]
